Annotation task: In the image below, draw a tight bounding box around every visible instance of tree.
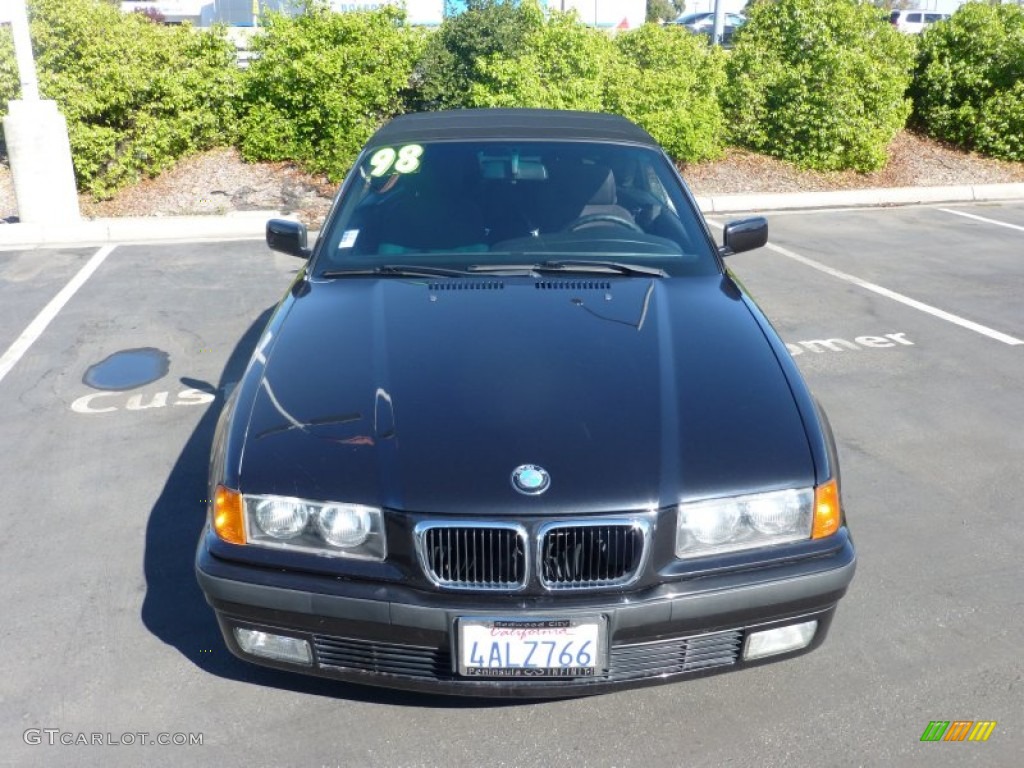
[647,0,677,24]
[414,0,533,110]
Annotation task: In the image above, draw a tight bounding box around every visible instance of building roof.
[368,109,659,148]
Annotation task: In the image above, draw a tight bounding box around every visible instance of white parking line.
[764,242,1023,346]
[706,221,1023,346]
[939,208,1024,233]
[0,245,118,385]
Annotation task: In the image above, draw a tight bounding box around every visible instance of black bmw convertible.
[195,109,856,696]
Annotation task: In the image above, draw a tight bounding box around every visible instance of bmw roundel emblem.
[511,464,550,496]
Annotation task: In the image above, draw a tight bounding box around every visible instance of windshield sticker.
[394,144,424,173]
[368,144,423,177]
[338,229,359,249]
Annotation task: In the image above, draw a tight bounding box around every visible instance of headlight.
[683,501,741,545]
[242,494,386,560]
[675,488,814,559]
[252,498,312,540]
[316,504,375,548]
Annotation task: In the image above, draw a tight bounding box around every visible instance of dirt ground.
[3,130,1024,228]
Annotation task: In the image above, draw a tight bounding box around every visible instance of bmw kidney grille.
[414,520,650,591]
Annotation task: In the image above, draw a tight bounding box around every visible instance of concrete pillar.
[5,0,80,224]
[9,0,40,102]
[713,0,726,47]
[4,99,81,224]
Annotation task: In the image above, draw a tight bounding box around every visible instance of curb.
[0,210,293,249]
[694,182,1024,214]
[2,183,1024,248]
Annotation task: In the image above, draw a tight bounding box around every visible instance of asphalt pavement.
[1,196,1022,767]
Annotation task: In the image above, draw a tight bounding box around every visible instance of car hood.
[240,276,814,515]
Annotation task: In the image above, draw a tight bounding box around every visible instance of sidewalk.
[2,182,1024,249]
[694,181,1024,214]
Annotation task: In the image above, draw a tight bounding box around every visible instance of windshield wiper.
[320,264,470,279]
[468,260,667,277]
[543,260,668,277]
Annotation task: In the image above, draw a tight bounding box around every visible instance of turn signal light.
[213,485,246,545]
[811,479,841,539]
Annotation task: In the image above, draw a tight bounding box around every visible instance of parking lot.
[1,200,1021,767]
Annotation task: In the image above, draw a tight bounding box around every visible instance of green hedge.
[0,29,16,115]
[238,5,424,181]
[438,3,726,163]
[1,0,240,198]
[3,0,1023,196]
[722,0,915,172]
[911,3,1024,161]
[608,23,726,163]
[467,4,616,112]
[412,0,533,111]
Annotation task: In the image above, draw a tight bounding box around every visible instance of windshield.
[313,140,719,278]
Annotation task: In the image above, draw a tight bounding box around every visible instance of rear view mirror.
[478,151,548,181]
[720,217,768,256]
[266,219,310,259]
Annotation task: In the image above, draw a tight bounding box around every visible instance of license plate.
[456,617,606,678]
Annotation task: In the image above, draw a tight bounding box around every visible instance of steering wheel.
[566,214,644,233]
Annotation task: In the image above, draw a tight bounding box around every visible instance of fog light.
[743,620,817,661]
[234,628,312,665]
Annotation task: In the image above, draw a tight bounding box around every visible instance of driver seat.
[535,163,636,232]
[572,166,636,230]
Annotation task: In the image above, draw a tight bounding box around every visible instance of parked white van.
[889,9,951,34]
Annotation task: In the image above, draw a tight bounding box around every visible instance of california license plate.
[456,617,606,678]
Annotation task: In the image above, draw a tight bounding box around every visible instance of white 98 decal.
[368,147,396,177]
[368,144,423,177]
[394,144,423,172]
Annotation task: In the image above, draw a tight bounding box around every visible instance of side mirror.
[720,217,768,256]
[266,219,311,259]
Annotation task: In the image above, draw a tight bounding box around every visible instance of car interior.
[325,142,709,265]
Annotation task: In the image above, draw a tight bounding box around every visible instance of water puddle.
[83,348,170,391]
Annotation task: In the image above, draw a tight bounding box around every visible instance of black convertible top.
[368,109,659,148]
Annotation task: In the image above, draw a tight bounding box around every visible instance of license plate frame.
[455,615,608,678]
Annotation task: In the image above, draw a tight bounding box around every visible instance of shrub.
[466,4,617,112]
[412,0,534,111]
[239,4,423,181]
[911,3,1024,161]
[607,23,726,163]
[413,4,724,164]
[0,28,17,125]
[722,0,915,172]
[974,82,1024,161]
[1,0,241,197]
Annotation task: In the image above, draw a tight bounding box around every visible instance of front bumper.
[196,529,856,697]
